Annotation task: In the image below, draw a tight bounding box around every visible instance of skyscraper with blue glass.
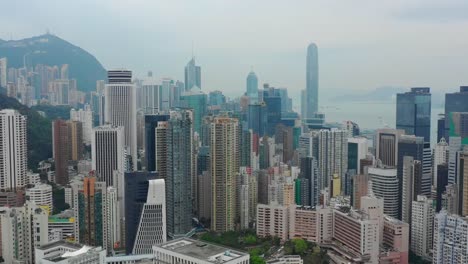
[246,71,258,104]
[396,87,431,142]
[305,43,319,118]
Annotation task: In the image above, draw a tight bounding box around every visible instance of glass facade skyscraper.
[396,87,431,142]
[246,71,258,104]
[247,102,267,137]
[445,86,468,141]
[180,87,207,136]
[305,43,319,118]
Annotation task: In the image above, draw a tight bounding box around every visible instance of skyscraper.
[0,202,49,263]
[457,149,468,216]
[144,114,170,172]
[348,137,368,175]
[210,116,239,232]
[0,109,27,191]
[433,138,448,188]
[70,106,93,145]
[141,79,160,114]
[444,86,468,140]
[52,119,70,186]
[447,112,468,144]
[67,120,83,161]
[155,110,194,237]
[248,102,268,137]
[314,130,348,190]
[104,69,137,169]
[305,43,319,119]
[0,57,7,88]
[180,87,207,136]
[368,166,399,218]
[184,57,201,90]
[433,210,468,264]
[401,156,422,223]
[132,179,166,254]
[411,195,434,258]
[396,87,431,142]
[397,135,432,195]
[375,128,405,167]
[91,125,126,187]
[124,171,158,255]
[246,71,259,104]
[263,87,282,136]
[299,157,319,206]
[71,175,108,248]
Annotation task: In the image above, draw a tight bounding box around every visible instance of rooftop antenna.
[191,41,194,60]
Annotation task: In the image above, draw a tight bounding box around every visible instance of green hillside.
[0,94,52,169]
[0,34,106,92]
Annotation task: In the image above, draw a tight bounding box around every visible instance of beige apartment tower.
[210,116,239,232]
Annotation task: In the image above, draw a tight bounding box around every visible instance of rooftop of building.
[37,240,83,251]
[155,238,248,263]
[384,215,405,224]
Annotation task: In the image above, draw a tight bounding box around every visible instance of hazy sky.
[2,0,468,102]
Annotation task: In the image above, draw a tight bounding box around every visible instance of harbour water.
[321,100,443,144]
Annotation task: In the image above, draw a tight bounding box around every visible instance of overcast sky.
[2,0,468,101]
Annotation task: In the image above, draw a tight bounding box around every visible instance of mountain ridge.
[0,33,106,92]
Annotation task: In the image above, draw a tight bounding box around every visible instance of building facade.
[0,109,27,191]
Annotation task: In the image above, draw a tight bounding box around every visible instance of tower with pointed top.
[246,71,259,104]
[184,58,201,91]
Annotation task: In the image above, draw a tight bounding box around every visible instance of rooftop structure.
[153,238,249,264]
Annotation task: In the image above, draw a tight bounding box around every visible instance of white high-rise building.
[160,78,172,111]
[132,179,167,254]
[448,136,462,184]
[0,201,49,263]
[106,186,121,253]
[70,106,94,145]
[411,195,434,259]
[96,80,106,126]
[141,79,160,114]
[0,109,27,191]
[314,129,348,190]
[0,57,7,87]
[368,166,399,218]
[433,210,468,264]
[26,183,53,213]
[91,125,126,187]
[104,69,137,169]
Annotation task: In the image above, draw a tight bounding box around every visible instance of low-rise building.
[35,240,106,264]
[256,203,289,241]
[266,255,303,264]
[152,238,249,264]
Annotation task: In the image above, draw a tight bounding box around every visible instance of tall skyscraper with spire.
[246,71,258,104]
[305,43,319,119]
[184,58,201,91]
